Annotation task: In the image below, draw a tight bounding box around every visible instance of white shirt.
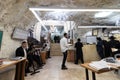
[23,48,27,58]
[60,37,69,52]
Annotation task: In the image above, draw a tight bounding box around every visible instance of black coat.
[15,47,27,57]
[109,40,120,48]
[75,41,83,55]
[102,40,111,57]
[96,41,103,53]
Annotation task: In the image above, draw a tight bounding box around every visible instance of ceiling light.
[94,11,113,18]
[78,26,120,28]
[29,8,120,12]
[30,10,48,31]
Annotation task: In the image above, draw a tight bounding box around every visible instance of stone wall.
[0,25,21,58]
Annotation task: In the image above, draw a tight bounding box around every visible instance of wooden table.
[81,63,120,80]
[0,58,26,80]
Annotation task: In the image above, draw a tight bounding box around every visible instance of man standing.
[96,37,105,59]
[60,33,69,70]
[54,35,57,43]
[43,40,51,58]
[75,38,84,64]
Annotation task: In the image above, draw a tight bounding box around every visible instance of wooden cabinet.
[67,45,100,63]
[41,51,46,64]
[67,49,75,62]
[82,44,100,62]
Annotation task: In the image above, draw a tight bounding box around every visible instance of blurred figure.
[102,40,111,57]
[56,36,60,43]
[75,38,84,64]
[108,36,120,56]
[96,37,105,59]
[109,36,120,48]
[46,40,51,58]
[28,44,43,68]
[60,33,69,70]
[43,40,51,58]
[54,35,57,43]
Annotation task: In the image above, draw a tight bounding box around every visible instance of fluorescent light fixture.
[29,8,120,29]
[30,10,48,31]
[110,30,120,33]
[94,11,113,18]
[78,26,120,28]
[29,8,120,12]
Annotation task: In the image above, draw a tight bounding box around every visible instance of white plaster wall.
[0,25,21,58]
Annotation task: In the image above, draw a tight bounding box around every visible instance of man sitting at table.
[15,41,29,76]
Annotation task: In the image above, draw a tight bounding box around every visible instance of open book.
[89,56,120,71]
[89,61,110,70]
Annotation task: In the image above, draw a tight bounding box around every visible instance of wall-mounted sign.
[12,28,29,40]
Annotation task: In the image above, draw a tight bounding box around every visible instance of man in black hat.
[75,38,84,64]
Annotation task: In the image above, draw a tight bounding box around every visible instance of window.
[92,29,98,36]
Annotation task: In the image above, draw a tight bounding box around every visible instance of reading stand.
[81,63,120,80]
[0,58,26,80]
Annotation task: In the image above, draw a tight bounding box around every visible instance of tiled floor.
[25,56,120,80]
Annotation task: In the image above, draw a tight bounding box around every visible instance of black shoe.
[26,70,31,73]
[25,73,27,76]
[61,67,68,70]
[64,66,68,69]
[75,63,78,65]
[48,57,51,58]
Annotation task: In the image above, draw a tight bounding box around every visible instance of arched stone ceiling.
[0,0,120,29]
